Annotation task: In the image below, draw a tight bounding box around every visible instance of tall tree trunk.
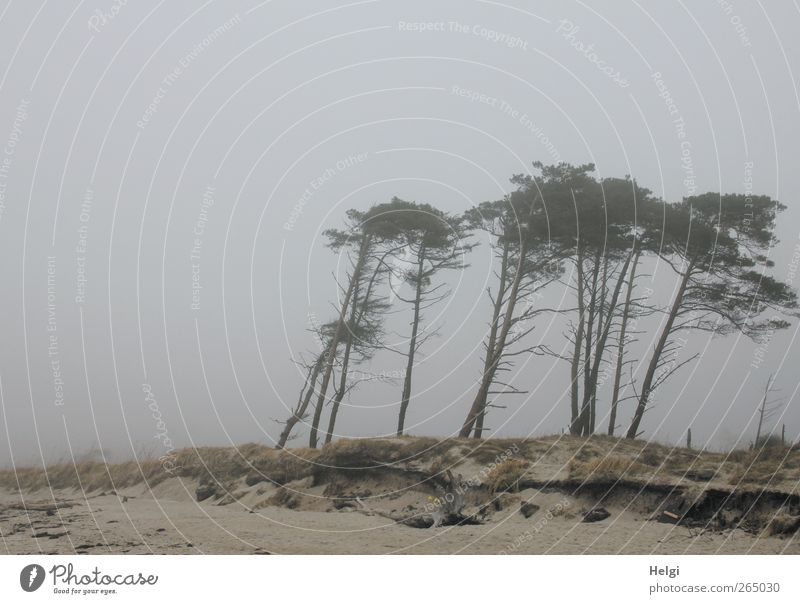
[569,252,585,435]
[589,255,609,433]
[397,247,426,436]
[578,250,601,436]
[277,353,324,449]
[608,250,640,436]
[460,234,530,438]
[626,262,693,439]
[580,249,634,437]
[309,236,371,448]
[474,241,510,438]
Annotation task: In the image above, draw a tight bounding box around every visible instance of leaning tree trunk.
[323,285,361,444]
[473,241,510,438]
[460,234,529,438]
[626,262,693,439]
[608,250,640,436]
[323,338,352,445]
[309,236,371,448]
[277,353,324,449]
[397,247,426,436]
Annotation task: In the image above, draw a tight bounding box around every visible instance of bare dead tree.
[753,374,781,447]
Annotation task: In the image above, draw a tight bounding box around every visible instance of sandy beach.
[2,485,799,555]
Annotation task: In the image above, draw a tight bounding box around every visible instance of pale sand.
[2,482,798,554]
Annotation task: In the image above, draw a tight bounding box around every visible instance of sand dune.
[1,435,799,554]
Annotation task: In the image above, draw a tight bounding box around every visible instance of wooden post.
[782,424,786,447]
[686,428,692,450]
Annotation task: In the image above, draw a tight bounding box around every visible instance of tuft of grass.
[728,463,787,485]
[1,458,174,493]
[569,455,654,481]
[636,443,664,466]
[726,444,799,486]
[0,444,321,493]
[486,459,528,493]
[463,439,528,465]
[315,436,453,468]
[251,448,318,485]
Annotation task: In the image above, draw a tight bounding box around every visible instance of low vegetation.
[3,434,799,496]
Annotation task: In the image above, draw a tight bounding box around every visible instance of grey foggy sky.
[1,0,800,465]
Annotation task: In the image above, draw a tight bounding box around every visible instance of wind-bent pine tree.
[367,198,475,436]
[573,176,662,436]
[519,165,654,436]
[322,248,391,444]
[306,205,401,448]
[459,167,566,438]
[307,235,370,448]
[626,194,798,438]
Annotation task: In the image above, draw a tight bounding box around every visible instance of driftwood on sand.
[0,500,78,515]
[355,470,485,529]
